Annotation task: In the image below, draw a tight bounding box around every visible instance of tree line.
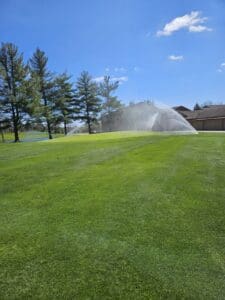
[193,101,222,111]
[0,42,122,142]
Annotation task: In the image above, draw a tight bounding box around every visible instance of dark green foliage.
[75,71,101,133]
[0,43,36,142]
[202,101,213,108]
[0,44,126,138]
[99,75,122,114]
[53,73,75,135]
[194,102,201,110]
[30,48,55,139]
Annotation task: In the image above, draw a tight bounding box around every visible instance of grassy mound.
[0,132,225,299]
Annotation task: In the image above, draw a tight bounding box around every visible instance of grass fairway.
[0,132,225,299]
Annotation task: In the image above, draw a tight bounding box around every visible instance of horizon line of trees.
[0,42,123,142]
[193,101,224,111]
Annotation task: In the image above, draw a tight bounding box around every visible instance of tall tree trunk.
[87,118,91,134]
[86,105,91,134]
[10,56,20,142]
[11,102,19,142]
[14,122,19,142]
[5,62,20,142]
[43,93,52,140]
[64,120,67,135]
[47,119,52,139]
[15,105,20,142]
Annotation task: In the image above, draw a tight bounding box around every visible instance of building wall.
[189,118,225,130]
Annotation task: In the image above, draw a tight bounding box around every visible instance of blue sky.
[1,0,225,108]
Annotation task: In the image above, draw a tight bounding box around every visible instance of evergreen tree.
[53,73,74,135]
[0,43,35,142]
[194,103,201,110]
[75,71,101,134]
[99,76,122,114]
[202,101,213,108]
[30,48,55,139]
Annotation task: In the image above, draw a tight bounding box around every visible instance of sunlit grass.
[0,132,225,299]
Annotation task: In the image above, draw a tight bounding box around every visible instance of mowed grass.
[0,132,225,299]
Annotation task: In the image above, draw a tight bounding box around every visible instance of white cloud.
[217,62,225,73]
[105,67,110,72]
[168,55,184,61]
[189,25,211,32]
[93,76,128,84]
[156,11,212,37]
[114,67,126,73]
[93,76,105,83]
[112,76,128,84]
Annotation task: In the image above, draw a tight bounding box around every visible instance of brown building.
[174,105,225,131]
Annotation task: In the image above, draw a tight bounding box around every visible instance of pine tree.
[99,76,122,114]
[53,73,74,135]
[75,71,101,134]
[193,103,201,110]
[0,43,34,142]
[30,48,55,139]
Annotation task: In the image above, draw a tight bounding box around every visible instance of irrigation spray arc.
[101,101,197,134]
[68,101,197,135]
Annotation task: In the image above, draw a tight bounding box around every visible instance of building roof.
[173,105,191,112]
[185,105,225,120]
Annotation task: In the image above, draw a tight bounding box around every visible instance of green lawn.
[0,132,225,299]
